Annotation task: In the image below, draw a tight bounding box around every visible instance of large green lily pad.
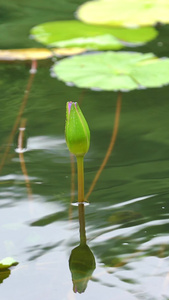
[31,20,157,50]
[77,0,169,27]
[53,51,169,91]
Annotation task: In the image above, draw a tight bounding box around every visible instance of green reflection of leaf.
[77,0,169,27]
[30,211,67,226]
[27,242,63,261]
[30,20,157,50]
[0,269,11,284]
[53,51,169,91]
[108,210,142,225]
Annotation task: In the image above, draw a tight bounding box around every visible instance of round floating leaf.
[0,48,54,61]
[0,48,86,61]
[54,34,124,50]
[77,0,169,27]
[53,51,169,91]
[102,26,158,43]
[31,20,157,50]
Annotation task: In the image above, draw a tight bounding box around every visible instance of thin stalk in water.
[85,92,122,202]
[0,60,37,174]
[77,156,85,203]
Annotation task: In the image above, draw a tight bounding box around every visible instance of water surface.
[1,1,169,299]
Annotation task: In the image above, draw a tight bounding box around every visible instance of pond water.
[1,1,169,299]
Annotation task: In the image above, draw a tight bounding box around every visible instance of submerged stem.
[0,60,37,174]
[78,203,86,245]
[18,119,32,201]
[76,156,84,203]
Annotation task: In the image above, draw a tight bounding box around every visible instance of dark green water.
[1,1,169,299]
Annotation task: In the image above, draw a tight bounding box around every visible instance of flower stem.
[76,156,84,203]
[78,203,86,245]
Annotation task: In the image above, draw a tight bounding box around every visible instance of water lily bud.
[65,102,90,157]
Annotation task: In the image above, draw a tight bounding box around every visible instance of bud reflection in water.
[69,203,96,293]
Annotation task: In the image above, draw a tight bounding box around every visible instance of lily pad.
[31,20,157,50]
[0,257,18,270]
[77,0,169,27]
[0,48,86,61]
[52,51,169,91]
[0,257,18,284]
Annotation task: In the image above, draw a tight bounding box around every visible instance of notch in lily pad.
[52,51,169,92]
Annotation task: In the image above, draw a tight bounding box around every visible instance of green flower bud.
[65,102,90,157]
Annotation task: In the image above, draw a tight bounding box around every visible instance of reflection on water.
[69,242,96,293]
[1,2,169,298]
[69,203,96,293]
[0,269,11,284]
[1,62,169,298]
[14,121,28,154]
[27,136,65,152]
